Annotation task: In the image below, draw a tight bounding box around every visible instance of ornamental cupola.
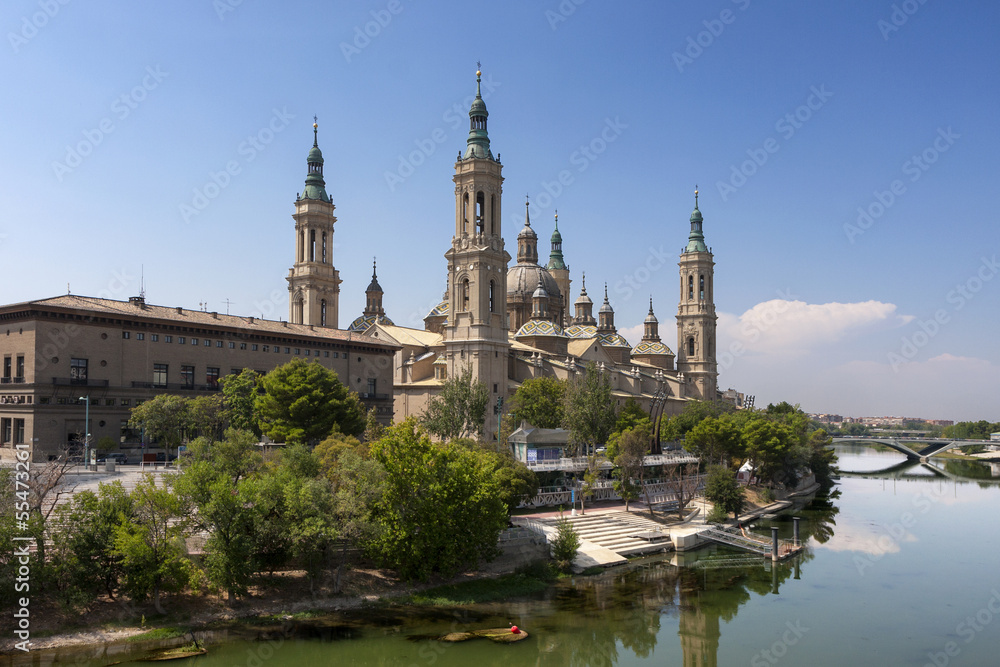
[301,120,331,203]
[597,283,615,332]
[516,198,538,264]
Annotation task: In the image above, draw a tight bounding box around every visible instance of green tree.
[114,476,190,614]
[129,394,192,454]
[612,424,650,512]
[256,358,365,444]
[508,376,566,429]
[51,481,134,602]
[484,447,539,514]
[174,430,263,601]
[659,400,737,443]
[564,363,616,457]
[742,416,798,487]
[683,414,743,467]
[314,429,366,478]
[614,397,648,434]
[579,454,602,515]
[363,407,385,443]
[551,517,581,570]
[806,429,838,488]
[368,419,507,580]
[327,449,385,593]
[703,465,745,520]
[420,365,490,440]
[220,368,262,436]
[284,475,338,596]
[188,394,226,441]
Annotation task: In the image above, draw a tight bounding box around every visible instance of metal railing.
[52,377,109,387]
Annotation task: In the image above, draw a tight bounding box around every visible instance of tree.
[508,377,566,429]
[363,406,385,443]
[174,430,263,601]
[806,429,838,488]
[564,363,616,457]
[420,365,490,441]
[368,419,507,580]
[314,429,366,478]
[659,400,737,443]
[612,424,650,512]
[129,394,192,454]
[683,415,743,467]
[551,518,581,571]
[326,449,385,593]
[188,394,226,441]
[614,397,648,435]
[484,448,539,514]
[579,455,602,515]
[51,482,134,602]
[703,465,745,520]
[256,358,365,444]
[663,463,701,519]
[284,475,338,596]
[742,416,799,487]
[114,476,190,614]
[220,368,262,436]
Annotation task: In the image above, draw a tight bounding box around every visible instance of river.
[22,445,1000,666]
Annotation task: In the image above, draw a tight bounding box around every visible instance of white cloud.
[719,299,906,356]
[618,324,644,346]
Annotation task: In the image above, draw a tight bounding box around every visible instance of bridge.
[831,436,991,460]
[837,459,1000,485]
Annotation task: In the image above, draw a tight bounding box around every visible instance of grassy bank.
[403,562,561,606]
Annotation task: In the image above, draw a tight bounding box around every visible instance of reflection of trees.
[803,488,840,544]
[943,459,995,480]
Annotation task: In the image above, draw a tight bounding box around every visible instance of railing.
[701,525,799,558]
[52,377,109,387]
[510,517,553,545]
[520,474,708,509]
[359,392,392,401]
[0,377,25,384]
[130,381,219,391]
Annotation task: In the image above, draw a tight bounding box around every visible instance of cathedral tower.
[287,120,341,327]
[676,189,718,400]
[547,211,571,326]
[443,67,510,439]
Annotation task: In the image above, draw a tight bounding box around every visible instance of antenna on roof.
[140,265,146,300]
[224,298,232,316]
[67,282,71,295]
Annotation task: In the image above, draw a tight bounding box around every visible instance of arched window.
[322,232,328,264]
[310,230,316,262]
[699,274,705,300]
[295,298,304,324]
[476,191,485,234]
[320,299,327,327]
[688,336,695,356]
[462,279,470,311]
[688,275,694,300]
[489,280,496,313]
[490,195,496,235]
[462,194,469,234]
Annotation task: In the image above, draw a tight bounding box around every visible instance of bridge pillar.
[793,517,800,548]
[771,526,779,562]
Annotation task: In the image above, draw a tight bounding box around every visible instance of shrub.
[550,518,581,570]
[706,504,728,523]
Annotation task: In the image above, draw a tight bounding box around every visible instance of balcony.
[51,377,109,388]
[130,381,219,391]
[0,377,25,384]
[359,392,392,401]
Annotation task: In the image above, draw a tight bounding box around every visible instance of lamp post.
[78,395,90,469]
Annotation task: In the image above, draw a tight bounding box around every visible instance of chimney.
[175,306,183,314]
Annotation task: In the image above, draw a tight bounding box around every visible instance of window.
[240,343,247,350]
[284,347,290,354]
[230,368,241,375]
[275,347,280,354]
[262,345,269,352]
[294,348,300,355]
[310,229,316,261]
[13,419,23,445]
[322,232,327,264]
[191,338,198,345]
[15,356,23,380]
[2,356,9,380]
[165,335,173,343]
[699,274,705,300]
[136,332,145,341]
[489,280,496,313]
[687,337,695,356]
[181,365,195,389]
[367,378,376,395]
[324,351,329,358]
[105,399,115,406]
[251,344,258,351]
[688,275,694,300]
[121,399,131,407]
[321,299,327,327]
[229,342,235,349]
[205,339,211,347]
[462,279,470,311]
[332,352,339,359]
[206,367,220,389]
[1,418,10,445]
[153,363,168,387]
[178,337,186,344]
[70,358,88,384]
[123,331,131,339]
[151,334,159,342]
[39,396,50,405]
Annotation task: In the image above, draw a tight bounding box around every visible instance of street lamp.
[78,395,90,469]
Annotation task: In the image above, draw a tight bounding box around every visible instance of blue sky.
[2,0,997,421]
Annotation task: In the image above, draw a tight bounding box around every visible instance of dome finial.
[649,296,654,313]
[694,184,699,209]
[581,272,587,293]
[476,60,482,95]
[313,115,319,147]
[524,195,531,227]
[372,256,377,279]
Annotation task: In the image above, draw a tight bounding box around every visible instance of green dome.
[684,189,708,253]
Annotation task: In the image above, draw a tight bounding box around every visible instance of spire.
[685,185,708,253]
[517,196,538,264]
[302,117,330,203]
[464,64,494,160]
[531,274,549,320]
[599,283,614,314]
[597,283,615,331]
[547,209,567,271]
[643,296,660,341]
[366,257,383,293]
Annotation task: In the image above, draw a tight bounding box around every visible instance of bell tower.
[443,66,510,439]
[287,119,341,327]
[676,188,718,401]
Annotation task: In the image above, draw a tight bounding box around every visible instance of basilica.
[285,68,720,439]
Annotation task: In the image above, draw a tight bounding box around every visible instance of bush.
[550,518,581,570]
[760,487,775,503]
[706,504,728,523]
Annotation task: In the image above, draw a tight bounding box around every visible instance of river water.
[29,445,1000,666]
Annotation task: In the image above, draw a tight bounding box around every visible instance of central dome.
[507,264,561,300]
